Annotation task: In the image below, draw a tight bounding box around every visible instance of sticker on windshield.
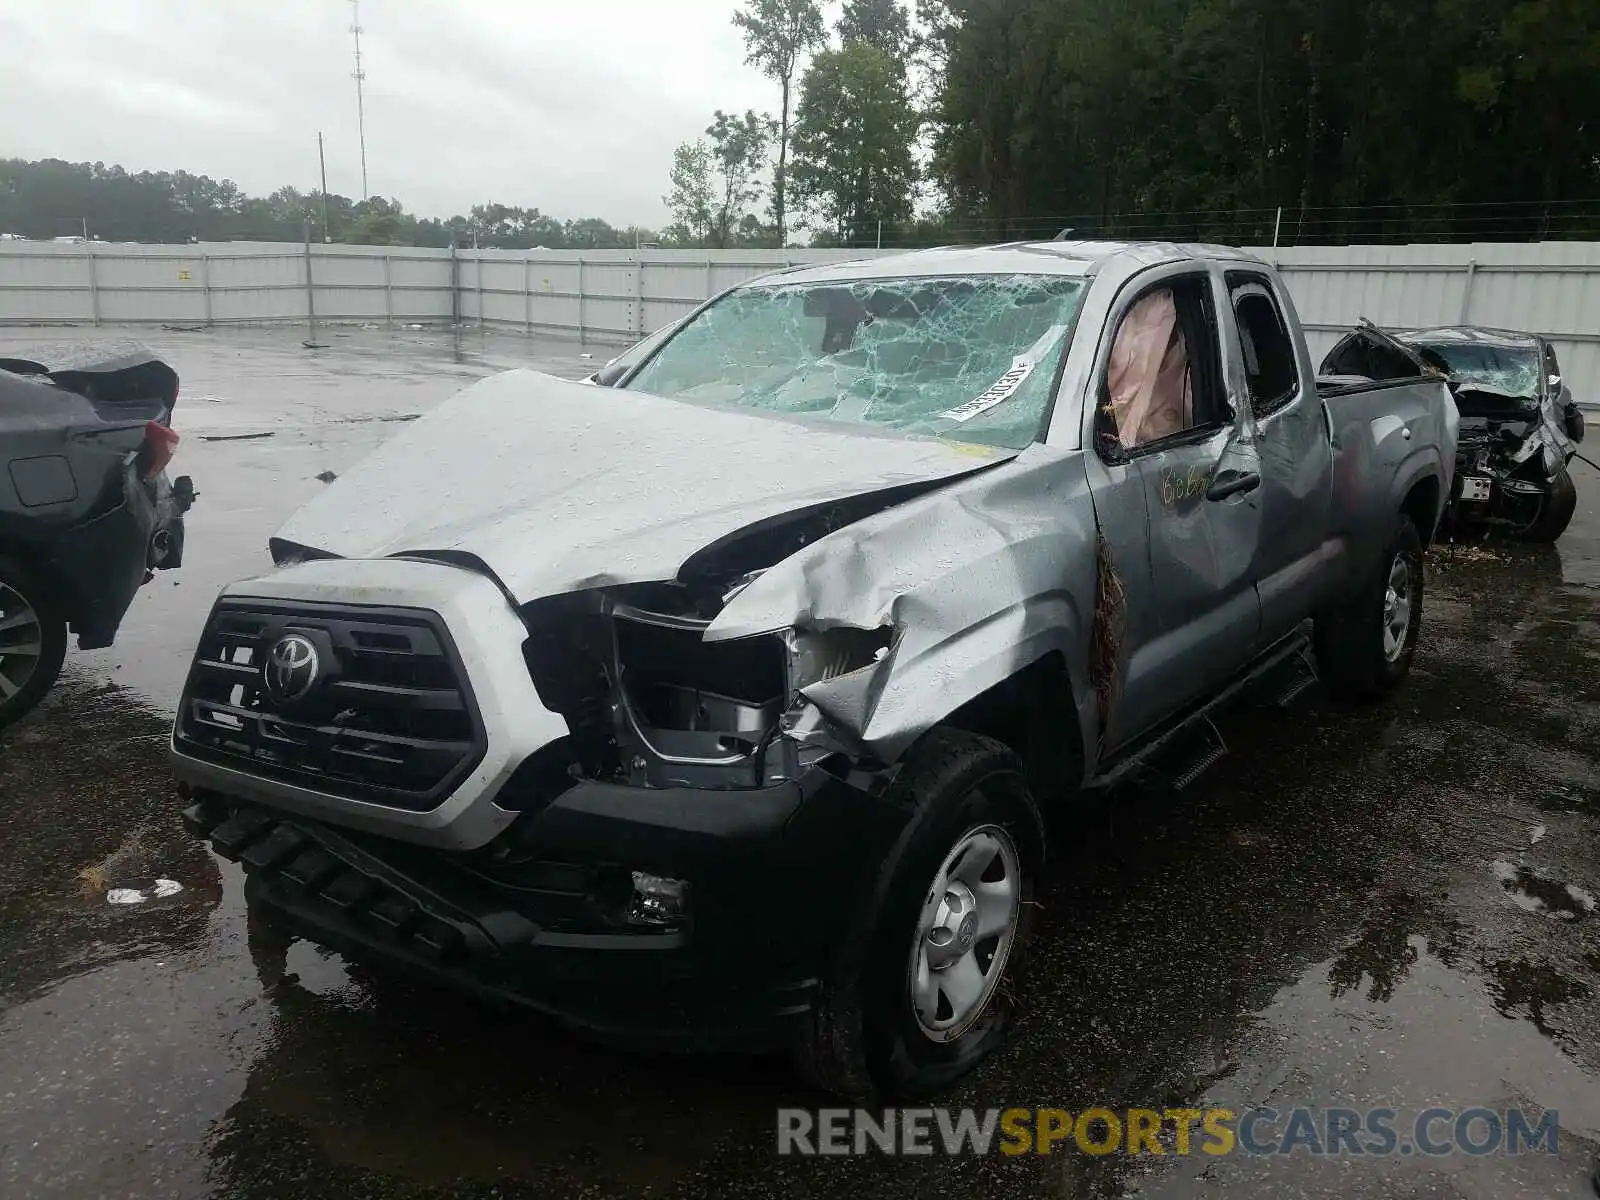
[940,324,1070,423]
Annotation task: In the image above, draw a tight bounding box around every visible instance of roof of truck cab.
[753,240,1269,287]
[1391,325,1541,349]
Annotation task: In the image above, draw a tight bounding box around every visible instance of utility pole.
[350,0,369,201]
[317,132,331,243]
[302,215,325,349]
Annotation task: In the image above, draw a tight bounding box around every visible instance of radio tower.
[350,0,369,200]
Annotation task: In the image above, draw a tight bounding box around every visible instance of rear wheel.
[1519,467,1577,544]
[793,728,1044,1100]
[0,556,69,728]
[1315,515,1423,700]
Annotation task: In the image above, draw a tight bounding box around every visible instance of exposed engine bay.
[518,500,903,793]
[1446,381,1580,537]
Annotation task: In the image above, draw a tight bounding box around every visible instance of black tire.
[1518,467,1578,544]
[0,555,68,729]
[793,728,1045,1100]
[1314,515,1423,700]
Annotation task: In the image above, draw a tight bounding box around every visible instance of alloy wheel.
[0,580,44,702]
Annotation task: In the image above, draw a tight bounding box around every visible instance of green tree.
[730,213,779,245]
[706,109,772,248]
[664,140,716,245]
[923,0,1600,245]
[838,0,911,58]
[732,0,826,246]
[791,41,920,244]
[346,210,409,245]
[412,217,454,247]
[564,216,631,248]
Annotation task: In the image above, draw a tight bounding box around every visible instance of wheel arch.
[1399,470,1443,546]
[845,598,1098,792]
[1384,442,1448,545]
[0,534,77,620]
[938,647,1091,801]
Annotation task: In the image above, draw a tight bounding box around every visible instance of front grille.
[176,599,485,811]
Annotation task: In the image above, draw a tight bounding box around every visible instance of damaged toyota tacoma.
[173,242,1456,1098]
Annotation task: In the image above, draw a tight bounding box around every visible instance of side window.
[1543,341,1562,385]
[1099,275,1227,453]
[1227,276,1299,417]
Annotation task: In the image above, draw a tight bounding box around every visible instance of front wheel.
[793,728,1044,1100]
[1518,467,1578,544]
[0,556,69,728]
[1315,515,1423,700]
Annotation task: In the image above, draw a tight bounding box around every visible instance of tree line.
[926,0,1600,245]
[0,159,658,249]
[6,0,1598,250]
[673,0,1600,247]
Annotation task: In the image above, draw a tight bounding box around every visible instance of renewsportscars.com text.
[776,1106,1560,1157]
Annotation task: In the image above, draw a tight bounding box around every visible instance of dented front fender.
[707,444,1102,764]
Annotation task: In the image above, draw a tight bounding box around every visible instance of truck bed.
[1316,373,1434,400]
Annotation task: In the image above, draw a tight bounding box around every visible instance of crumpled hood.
[275,369,1009,602]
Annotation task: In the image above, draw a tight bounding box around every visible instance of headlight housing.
[786,626,895,695]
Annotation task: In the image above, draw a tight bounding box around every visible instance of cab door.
[1090,267,1264,748]
[1223,274,1337,644]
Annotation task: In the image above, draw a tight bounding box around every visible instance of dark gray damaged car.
[173,242,1457,1097]
[0,341,193,725]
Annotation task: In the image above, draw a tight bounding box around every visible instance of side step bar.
[1168,719,1227,791]
[1087,624,1318,792]
[1271,645,1320,708]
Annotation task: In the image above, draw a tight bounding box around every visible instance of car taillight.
[141,420,181,479]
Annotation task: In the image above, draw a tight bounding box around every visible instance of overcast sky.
[0,0,781,228]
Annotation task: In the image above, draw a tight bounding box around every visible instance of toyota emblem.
[263,633,321,704]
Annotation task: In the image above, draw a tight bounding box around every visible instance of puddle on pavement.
[1536,788,1600,816]
[0,683,226,1011]
[1134,937,1600,1199]
[202,969,794,1196]
[1485,956,1594,1036]
[1325,890,1466,1003]
[1491,860,1597,921]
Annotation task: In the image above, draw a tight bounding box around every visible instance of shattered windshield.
[1416,341,1541,398]
[623,274,1086,450]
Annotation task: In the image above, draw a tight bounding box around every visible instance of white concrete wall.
[3,239,1597,405]
[1246,241,1600,408]
[0,242,872,341]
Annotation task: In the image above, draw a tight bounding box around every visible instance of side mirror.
[1548,373,1562,389]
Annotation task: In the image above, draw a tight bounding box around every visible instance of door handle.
[1206,469,1261,501]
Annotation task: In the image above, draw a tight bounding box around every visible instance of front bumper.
[182,760,909,1050]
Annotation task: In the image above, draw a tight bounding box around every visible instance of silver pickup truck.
[172,241,1456,1099]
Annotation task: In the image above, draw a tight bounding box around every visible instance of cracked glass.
[1416,340,1541,399]
[624,274,1087,450]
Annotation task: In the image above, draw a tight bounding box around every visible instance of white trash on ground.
[106,879,185,905]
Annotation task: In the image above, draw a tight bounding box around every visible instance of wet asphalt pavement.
[2,326,1599,1199]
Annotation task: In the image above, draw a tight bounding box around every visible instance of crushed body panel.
[273,369,1012,604]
